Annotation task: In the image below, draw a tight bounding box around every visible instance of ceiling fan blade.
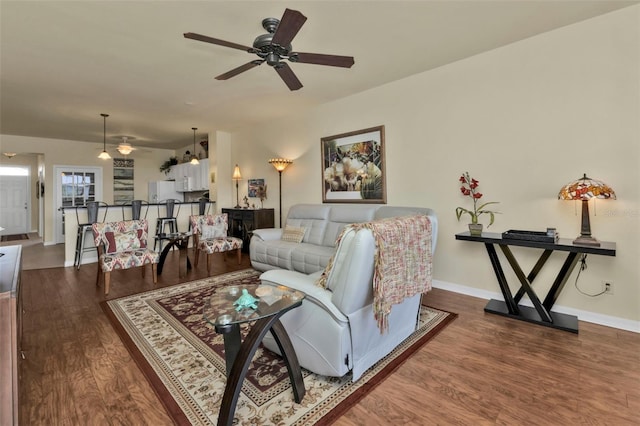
[292,52,355,68]
[215,60,264,80]
[184,32,253,52]
[275,63,303,91]
[271,9,307,47]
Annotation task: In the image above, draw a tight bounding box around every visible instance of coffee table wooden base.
[216,312,305,426]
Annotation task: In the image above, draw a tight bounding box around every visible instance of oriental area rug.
[102,269,456,426]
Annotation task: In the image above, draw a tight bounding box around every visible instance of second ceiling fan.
[184,8,355,91]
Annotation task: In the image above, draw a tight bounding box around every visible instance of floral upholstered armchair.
[92,219,159,295]
[189,213,243,275]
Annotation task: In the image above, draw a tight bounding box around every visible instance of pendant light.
[190,127,200,165]
[98,113,111,160]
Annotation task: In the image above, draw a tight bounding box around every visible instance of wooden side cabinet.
[0,245,22,426]
[222,208,275,252]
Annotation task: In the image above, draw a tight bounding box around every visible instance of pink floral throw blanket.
[317,214,433,333]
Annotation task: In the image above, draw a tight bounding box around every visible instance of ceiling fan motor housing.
[253,19,293,66]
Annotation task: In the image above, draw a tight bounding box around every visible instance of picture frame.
[247,178,265,197]
[321,125,386,204]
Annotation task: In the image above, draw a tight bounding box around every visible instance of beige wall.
[0,135,176,244]
[229,7,640,325]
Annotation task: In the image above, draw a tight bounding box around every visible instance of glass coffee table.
[203,283,306,426]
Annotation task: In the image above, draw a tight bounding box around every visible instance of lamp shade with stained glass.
[558,173,615,247]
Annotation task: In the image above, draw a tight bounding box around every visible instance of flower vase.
[468,223,483,236]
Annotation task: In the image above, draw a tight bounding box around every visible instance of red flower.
[456,171,499,227]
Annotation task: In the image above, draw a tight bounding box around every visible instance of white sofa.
[250,203,438,273]
[256,204,438,380]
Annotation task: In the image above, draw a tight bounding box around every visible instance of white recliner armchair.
[260,211,437,381]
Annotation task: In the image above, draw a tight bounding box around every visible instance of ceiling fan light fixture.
[117,143,133,156]
[98,113,111,160]
[190,127,200,165]
[116,136,135,155]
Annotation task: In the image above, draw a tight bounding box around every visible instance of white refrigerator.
[148,181,183,203]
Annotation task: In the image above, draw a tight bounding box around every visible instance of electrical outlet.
[603,281,614,295]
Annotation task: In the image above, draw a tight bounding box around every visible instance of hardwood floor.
[19,251,639,425]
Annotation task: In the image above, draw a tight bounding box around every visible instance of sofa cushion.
[291,243,336,274]
[321,205,377,247]
[285,204,331,245]
[281,226,306,243]
[251,239,298,271]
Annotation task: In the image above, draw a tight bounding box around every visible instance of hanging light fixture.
[98,113,111,160]
[116,136,135,156]
[190,127,200,165]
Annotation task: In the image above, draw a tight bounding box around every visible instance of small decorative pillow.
[281,226,306,243]
[202,223,226,239]
[105,230,145,253]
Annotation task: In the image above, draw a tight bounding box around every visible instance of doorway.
[0,165,30,236]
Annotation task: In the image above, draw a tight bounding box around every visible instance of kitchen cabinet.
[1,245,22,426]
[172,159,209,192]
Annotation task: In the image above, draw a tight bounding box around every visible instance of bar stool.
[74,201,108,270]
[189,198,211,216]
[122,199,149,221]
[154,199,181,251]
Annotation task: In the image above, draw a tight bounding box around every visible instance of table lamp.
[558,173,615,247]
[232,165,242,208]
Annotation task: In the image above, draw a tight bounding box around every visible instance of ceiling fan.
[184,8,355,91]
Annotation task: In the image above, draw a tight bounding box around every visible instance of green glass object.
[233,289,259,311]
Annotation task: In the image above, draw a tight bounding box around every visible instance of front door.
[0,166,30,236]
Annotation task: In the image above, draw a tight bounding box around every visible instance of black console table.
[222,208,275,253]
[455,231,616,333]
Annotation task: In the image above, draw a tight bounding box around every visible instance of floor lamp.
[232,164,242,208]
[269,158,293,227]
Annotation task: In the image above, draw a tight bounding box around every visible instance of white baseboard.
[43,241,57,246]
[432,279,639,333]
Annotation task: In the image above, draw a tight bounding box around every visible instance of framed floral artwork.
[321,125,386,203]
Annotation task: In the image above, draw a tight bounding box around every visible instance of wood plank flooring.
[18,250,640,425]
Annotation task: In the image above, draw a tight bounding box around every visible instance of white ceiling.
[1,0,636,150]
